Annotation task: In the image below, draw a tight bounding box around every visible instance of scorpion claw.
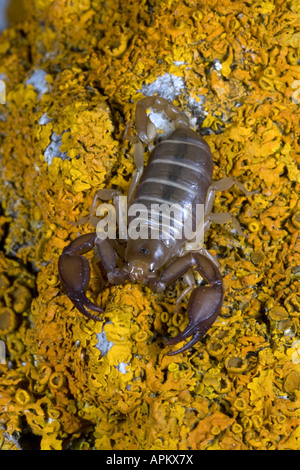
[71,298,103,322]
[166,283,223,355]
[166,330,203,356]
[58,252,103,322]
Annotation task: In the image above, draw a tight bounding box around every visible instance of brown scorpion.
[58,96,256,355]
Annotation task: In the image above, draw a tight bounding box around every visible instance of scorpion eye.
[140,247,149,255]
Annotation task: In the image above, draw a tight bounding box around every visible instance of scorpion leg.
[124,121,145,203]
[95,238,127,286]
[72,188,122,228]
[152,252,223,355]
[174,270,195,313]
[204,177,258,236]
[127,140,145,203]
[58,233,104,321]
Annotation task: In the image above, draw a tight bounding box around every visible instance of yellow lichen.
[0,0,299,451]
[15,389,32,406]
[225,355,248,374]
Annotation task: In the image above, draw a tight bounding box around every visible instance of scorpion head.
[125,239,173,283]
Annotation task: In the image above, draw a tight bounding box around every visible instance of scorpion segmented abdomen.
[131,127,214,241]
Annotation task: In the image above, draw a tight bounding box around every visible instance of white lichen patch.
[44,132,68,165]
[95,329,114,356]
[140,72,207,135]
[25,69,49,98]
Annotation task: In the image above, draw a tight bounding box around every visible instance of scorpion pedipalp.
[155,252,223,355]
[58,233,104,321]
[165,282,223,355]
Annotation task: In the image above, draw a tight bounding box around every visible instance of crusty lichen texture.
[0,0,299,450]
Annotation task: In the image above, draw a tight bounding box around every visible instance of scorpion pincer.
[58,95,256,355]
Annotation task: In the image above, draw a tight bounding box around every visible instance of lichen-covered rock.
[0,0,299,450]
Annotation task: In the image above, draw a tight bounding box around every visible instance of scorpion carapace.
[58,95,256,355]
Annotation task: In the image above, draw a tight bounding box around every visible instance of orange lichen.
[0,0,299,451]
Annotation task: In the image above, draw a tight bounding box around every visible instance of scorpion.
[58,96,256,355]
